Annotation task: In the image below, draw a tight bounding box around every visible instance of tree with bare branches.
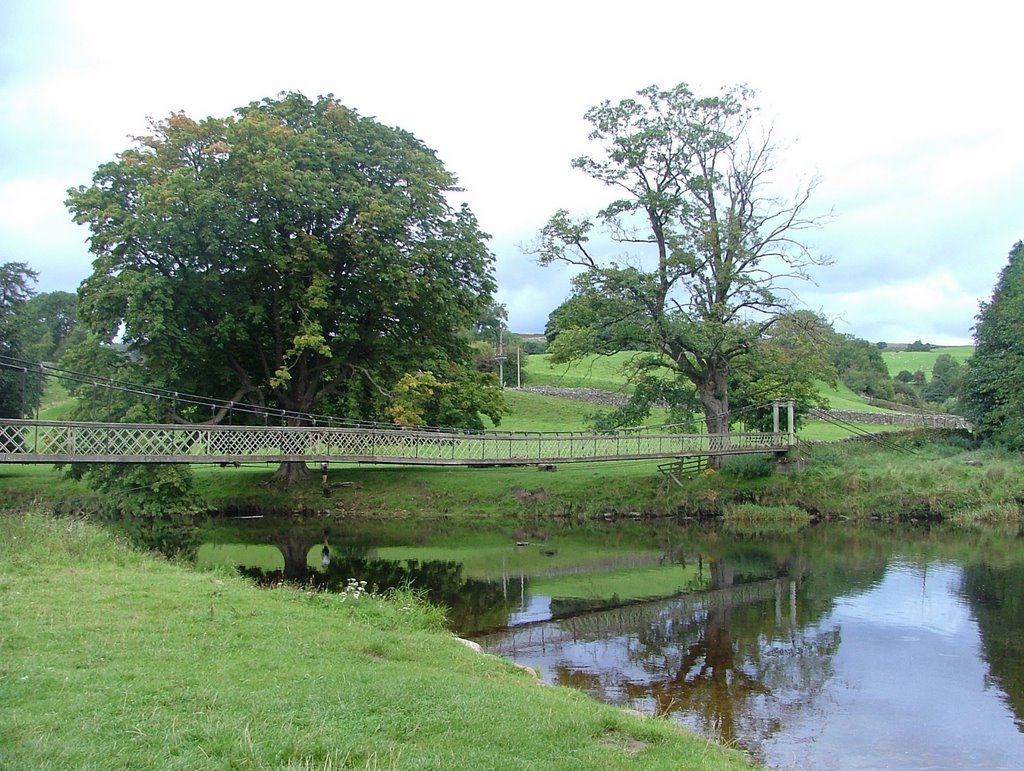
[537,83,829,438]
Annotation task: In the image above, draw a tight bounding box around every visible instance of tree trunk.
[269,410,312,486]
[271,460,311,486]
[697,364,730,469]
[275,534,317,581]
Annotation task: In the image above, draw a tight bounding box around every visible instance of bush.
[721,453,776,480]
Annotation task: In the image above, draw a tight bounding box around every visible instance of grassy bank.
[0,513,751,770]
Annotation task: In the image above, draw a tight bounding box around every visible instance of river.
[196,517,1024,769]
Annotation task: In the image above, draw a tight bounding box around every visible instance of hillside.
[881,345,973,381]
[512,352,912,441]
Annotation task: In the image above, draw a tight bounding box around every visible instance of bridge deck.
[0,419,793,466]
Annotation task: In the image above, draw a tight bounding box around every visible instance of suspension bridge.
[0,414,795,466]
[0,357,796,467]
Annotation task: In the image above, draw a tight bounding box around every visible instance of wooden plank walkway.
[0,419,794,466]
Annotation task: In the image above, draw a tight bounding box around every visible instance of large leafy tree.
[536,83,828,438]
[0,262,40,418]
[923,353,963,407]
[727,311,835,431]
[388,368,507,430]
[18,291,81,362]
[67,93,496,480]
[961,241,1024,447]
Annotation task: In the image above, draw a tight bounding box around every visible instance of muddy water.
[198,520,1024,769]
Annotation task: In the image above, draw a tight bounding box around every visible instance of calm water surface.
[197,520,1024,769]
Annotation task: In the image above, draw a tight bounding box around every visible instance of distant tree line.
[0,264,82,418]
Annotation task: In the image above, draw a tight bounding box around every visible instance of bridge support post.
[772,400,797,447]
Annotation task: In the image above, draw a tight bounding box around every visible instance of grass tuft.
[722,503,810,521]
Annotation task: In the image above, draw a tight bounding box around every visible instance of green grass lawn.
[36,378,77,421]
[486,389,670,432]
[526,351,667,391]
[486,389,600,431]
[814,380,891,413]
[0,513,751,770]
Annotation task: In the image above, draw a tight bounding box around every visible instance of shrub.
[721,453,776,480]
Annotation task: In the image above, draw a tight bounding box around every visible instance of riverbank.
[3,432,1020,768]
[2,430,1019,526]
[0,512,752,770]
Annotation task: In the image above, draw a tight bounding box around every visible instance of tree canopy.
[66,93,497,433]
[18,291,81,362]
[0,262,40,418]
[536,83,828,436]
[961,241,1024,447]
[827,332,893,401]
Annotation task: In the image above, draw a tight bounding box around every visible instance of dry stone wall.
[810,409,970,429]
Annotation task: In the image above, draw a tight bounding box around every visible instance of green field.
[526,351,670,391]
[881,346,973,380]
[486,389,672,432]
[814,380,890,413]
[36,378,77,421]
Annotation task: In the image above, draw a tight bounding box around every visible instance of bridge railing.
[0,419,792,465]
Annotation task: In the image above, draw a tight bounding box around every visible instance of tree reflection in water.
[622,601,841,752]
[960,560,1024,730]
[486,557,842,759]
[622,560,835,749]
[232,529,521,633]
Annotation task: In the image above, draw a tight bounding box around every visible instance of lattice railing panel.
[0,420,792,465]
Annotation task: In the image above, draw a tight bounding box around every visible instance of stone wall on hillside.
[811,409,970,429]
[523,386,631,407]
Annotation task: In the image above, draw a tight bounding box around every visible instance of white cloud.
[806,270,981,345]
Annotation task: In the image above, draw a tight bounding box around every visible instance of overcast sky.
[2,0,1021,345]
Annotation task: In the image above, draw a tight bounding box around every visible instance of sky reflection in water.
[480,560,1024,770]
[767,562,1020,770]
